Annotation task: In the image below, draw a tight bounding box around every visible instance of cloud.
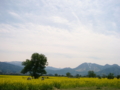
[9,11,21,18]
[51,16,69,24]
[0,23,120,54]
[0,0,120,67]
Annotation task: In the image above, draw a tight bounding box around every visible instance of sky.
[0,0,120,68]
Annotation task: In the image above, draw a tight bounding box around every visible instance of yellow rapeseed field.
[0,75,120,90]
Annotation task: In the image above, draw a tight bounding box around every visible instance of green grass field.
[0,75,120,90]
[60,87,120,90]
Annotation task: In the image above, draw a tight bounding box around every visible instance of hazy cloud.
[0,0,120,68]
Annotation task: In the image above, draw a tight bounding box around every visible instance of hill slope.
[0,62,22,74]
[1,62,120,76]
[8,61,23,67]
[46,63,120,76]
[97,65,120,76]
[74,63,103,72]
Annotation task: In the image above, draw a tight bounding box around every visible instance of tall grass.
[0,75,120,90]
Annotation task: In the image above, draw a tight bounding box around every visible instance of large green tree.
[21,53,48,79]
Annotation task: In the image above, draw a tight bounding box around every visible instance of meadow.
[0,75,120,90]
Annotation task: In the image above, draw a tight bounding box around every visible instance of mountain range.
[0,61,120,76]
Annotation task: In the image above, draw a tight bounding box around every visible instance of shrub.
[107,73,114,79]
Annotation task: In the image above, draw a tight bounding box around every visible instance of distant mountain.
[46,66,62,70]
[0,62,22,74]
[74,63,103,72]
[46,63,120,76]
[103,64,111,69]
[1,62,120,76]
[8,61,23,67]
[97,65,120,76]
[73,63,120,75]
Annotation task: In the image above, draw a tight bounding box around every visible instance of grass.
[0,75,120,90]
[60,87,120,90]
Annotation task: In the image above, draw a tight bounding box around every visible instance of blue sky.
[0,0,120,68]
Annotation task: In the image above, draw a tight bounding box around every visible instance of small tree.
[66,72,71,77]
[88,71,96,77]
[21,53,48,79]
[76,74,80,78]
[107,73,114,79]
[97,75,101,79]
[117,75,120,79]
[55,73,58,76]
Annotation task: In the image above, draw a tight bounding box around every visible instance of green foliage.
[107,73,114,79]
[75,74,81,78]
[55,73,58,76]
[53,82,61,89]
[88,71,96,77]
[117,75,120,79]
[21,53,48,79]
[66,72,71,77]
[97,75,101,79]
[96,87,101,89]
[0,82,53,90]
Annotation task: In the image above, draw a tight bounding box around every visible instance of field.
[0,75,120,90]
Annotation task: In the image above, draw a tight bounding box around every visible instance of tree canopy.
[107,73,114,79]
[21,53,48,79]
[88,71,96,77]
[66,72,71,77]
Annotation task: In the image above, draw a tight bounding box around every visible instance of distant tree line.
[47,71,120,79]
